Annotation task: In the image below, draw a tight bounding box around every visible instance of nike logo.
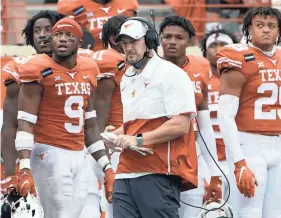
[194,73,201,78]
[83,75,89,79]
[117,9,126,14]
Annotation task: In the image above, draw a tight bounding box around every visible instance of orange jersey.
[1,57,27,85]
[57,0,139,51]
[182,56,211,109]
[93,48,125,127]
[208,76,225,161]
[217,44,281,135]
[18,54,99,151]
[2,52,93,104]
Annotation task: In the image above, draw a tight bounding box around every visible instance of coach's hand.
[18,169,36,197]
[1,175,18,195]
[204,176,222,202]
[234,159,258,198]
[104,168,115,203]
[115,135,153,155]
[114,135,137,149]
[100,131,121,153]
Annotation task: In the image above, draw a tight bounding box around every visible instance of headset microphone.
[150,9,156,22]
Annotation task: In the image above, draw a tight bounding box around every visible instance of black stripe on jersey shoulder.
[117,61,125,71]
[244,53,255,62]
[73,6,85,16]
[40,67,53,78]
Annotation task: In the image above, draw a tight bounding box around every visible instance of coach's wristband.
[136,133,143,146]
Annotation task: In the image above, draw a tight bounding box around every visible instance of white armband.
[17,111,38,124]
[197,110,221,176]
[87,140,105,154]
[15,131,34,151]
[98,156,112,172]
[19,158,31,170]
[85,110,96,120]
[218,95,244,163]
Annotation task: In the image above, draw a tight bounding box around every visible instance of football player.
[1,10,64,193]
[57,0,139,51]
[14,17,114,218]
[159,15,222,218]
[217,7,281,218]
[1,12,100,217]
[92,14,128,218]
[94,14,128,132]
[199,28,238,200]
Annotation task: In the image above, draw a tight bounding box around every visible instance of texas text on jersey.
[93,48,125,127]
[57,0,139,51]
[217,43,281,135]
[17,54,99,150]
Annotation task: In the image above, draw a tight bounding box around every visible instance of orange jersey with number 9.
[217,44,281,135]
[18,54,99,150]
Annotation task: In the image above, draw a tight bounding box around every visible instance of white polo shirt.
[120,54,196,123]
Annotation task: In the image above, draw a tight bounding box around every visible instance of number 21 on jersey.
[255,83,281,120]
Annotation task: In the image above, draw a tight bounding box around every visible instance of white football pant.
[80,154,101,218]
[226,132,281,218]
[31,143,89,218]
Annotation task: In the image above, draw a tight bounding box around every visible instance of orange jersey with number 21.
[217,44,281,135]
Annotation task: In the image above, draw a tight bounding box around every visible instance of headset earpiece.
[123,17,159,50]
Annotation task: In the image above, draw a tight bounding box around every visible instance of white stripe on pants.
[31,143,89,218]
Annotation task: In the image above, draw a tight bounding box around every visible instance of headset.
[121,13,160,71]
[122,16,160,50]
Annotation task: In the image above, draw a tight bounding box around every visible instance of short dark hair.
[22,10,64,46]
[102,15,129,49]
[159,15,196,39]
[199,29,238,57]
[242,7,281,44]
